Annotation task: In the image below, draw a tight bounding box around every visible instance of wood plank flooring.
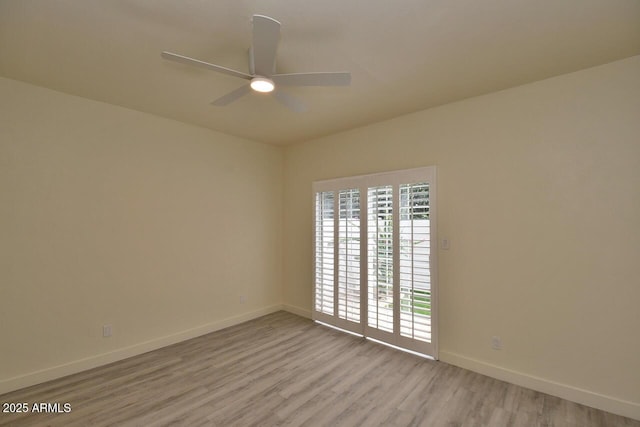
[1,311,638,426]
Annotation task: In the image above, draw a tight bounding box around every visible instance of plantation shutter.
[367,186,394,333]
[338,189,361,323]
[313,166,438,358]
[399,183,432,342]
[315,191,334,316]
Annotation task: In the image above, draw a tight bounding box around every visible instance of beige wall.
[283,56,640,415]
[0,77,283,391]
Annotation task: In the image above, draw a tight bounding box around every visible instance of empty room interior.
[1,1,639,426]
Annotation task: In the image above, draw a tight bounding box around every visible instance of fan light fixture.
[250,77,275,93]
[160,14,351,111]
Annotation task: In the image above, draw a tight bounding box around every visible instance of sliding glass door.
[313,167,437,358]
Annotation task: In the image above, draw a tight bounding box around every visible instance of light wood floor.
[1,311,638,427]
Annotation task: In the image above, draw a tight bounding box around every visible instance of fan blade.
[272,90,307,113]
[272,72,351,87]
[212,84,252,106]
[251,15,281,77]
[161,51,252,80]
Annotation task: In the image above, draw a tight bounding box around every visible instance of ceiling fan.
[161,14,351,112]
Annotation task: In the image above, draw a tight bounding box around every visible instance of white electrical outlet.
[491,336,502,350]
[239,295,247,304]
[103,324,112,338]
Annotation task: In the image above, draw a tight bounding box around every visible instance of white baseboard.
[282,304,311,319]
[0,305,283,396]
[440,351,640,421]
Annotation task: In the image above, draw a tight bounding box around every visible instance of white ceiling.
[1,1,639,145]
